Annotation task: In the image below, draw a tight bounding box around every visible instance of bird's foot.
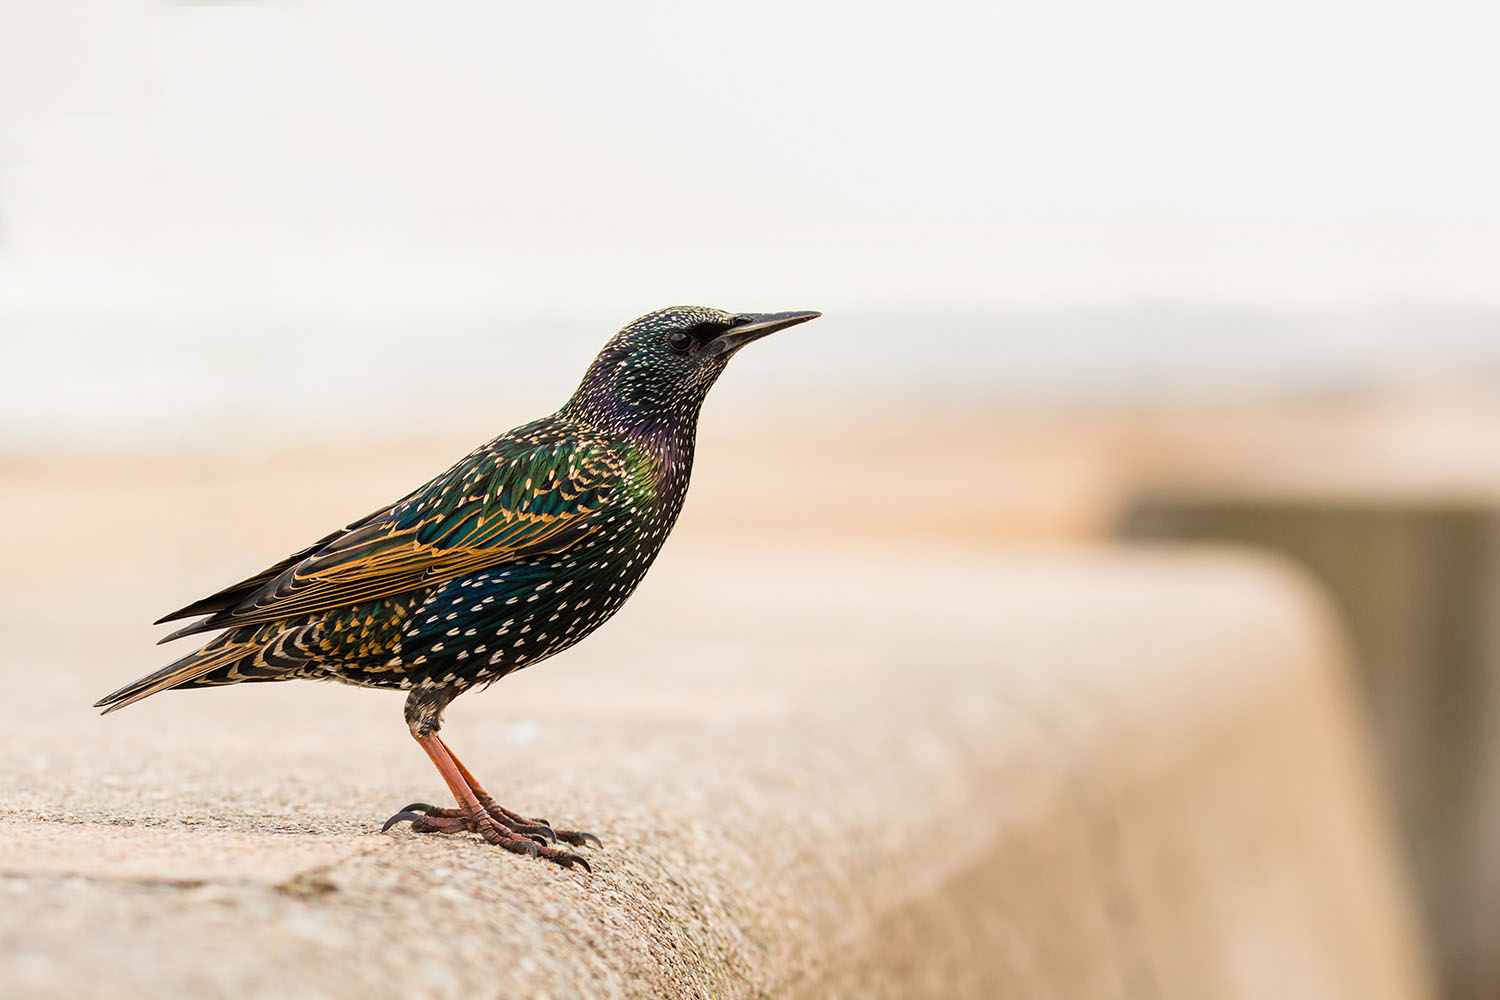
[388,800,561,843]
[471,791,602,850]
[388,732,601,870]
[383,799,600,870]
[471,810,594,871]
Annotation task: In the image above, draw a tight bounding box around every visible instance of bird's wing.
[155,505,395,624]
[158,434,626,641]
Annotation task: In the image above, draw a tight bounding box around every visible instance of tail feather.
[95,625,312,714]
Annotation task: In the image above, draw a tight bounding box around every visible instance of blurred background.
[3,1,1499,997]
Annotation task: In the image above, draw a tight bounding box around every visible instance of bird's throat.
[623,414,697,501]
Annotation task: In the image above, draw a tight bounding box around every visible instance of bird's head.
[564,306,820,431]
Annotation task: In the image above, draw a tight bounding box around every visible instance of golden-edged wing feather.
[159,433,626,642]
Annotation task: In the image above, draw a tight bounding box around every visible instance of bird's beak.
[709,310,821,356]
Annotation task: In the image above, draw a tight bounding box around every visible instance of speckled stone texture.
[0,546,1433,999]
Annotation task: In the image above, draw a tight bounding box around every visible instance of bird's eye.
[666,330,693,354]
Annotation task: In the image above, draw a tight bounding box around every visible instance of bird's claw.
[555,829,603,849]
[382,809,429,833]
[383,796,598,870]
[507,818,558,843]
[473,795,557,842]
[476,821,588,870]
[496,833,539,859]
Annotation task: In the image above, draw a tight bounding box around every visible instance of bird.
[96,306,819,871]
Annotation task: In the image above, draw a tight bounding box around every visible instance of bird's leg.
[386,738,600,848]
[438,736,602,850]
[384,730,593,871]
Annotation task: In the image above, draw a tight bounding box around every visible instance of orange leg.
[437,735,600,848]
[383,730,598,871]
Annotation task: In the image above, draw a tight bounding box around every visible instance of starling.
[96,306,820,870]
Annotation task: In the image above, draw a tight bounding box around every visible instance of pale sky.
[3,0,1499,312]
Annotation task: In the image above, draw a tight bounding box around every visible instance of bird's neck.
[561,394,701,496]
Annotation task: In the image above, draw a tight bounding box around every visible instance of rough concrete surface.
[1124,496,1500,1000]
[0,544,1433,999]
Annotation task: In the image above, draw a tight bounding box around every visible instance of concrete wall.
[0,547,1432,998]
[1125,498,1500,1000]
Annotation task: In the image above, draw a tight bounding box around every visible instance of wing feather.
[159,433,626,641]
[154,504,395,625]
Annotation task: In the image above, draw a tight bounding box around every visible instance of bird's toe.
[553,828,602,849]
[542,848,591,873]
[381,809,429,833]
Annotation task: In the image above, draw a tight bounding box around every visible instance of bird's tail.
[94,623,317,714]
